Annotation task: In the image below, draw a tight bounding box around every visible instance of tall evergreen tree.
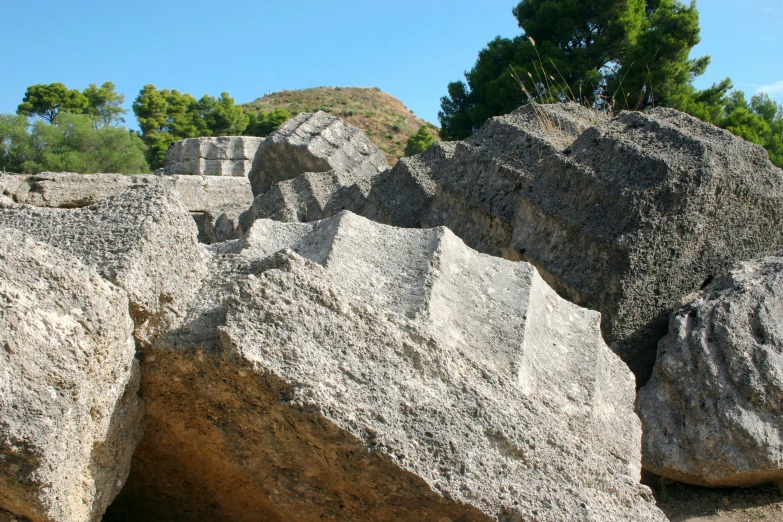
[83,82,128,127]
[438,0,714,139]
[17,83,89,124]
[133,84,208,168]
[200,92,250,136]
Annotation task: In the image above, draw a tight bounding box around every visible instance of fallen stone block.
[109,212,665,521]
[0,186,209,343]
[0,173,253,244]
[164,136,265,177]
[248,111,389,196]
[240,105,783,383]
[638,255,783,487]
[0,228,143,522]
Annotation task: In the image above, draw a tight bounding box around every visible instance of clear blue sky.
[1,0,781,129]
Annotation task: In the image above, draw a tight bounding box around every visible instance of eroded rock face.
[248,111,389,196]
[638,256,783,487]
[164,136,265,176]
[0,186,209,344]
[108,211,665,522]
[0,228,143,522]
[0,172,253,244]
[241,105,783,382]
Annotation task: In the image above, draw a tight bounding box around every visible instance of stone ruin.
[164,136,265,177]
[2,106,783,521]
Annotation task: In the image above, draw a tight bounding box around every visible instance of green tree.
[719,92,783,168]
[607,0,708,110]
[133,84,208,168]
[0,112,149,174]
[438,0,713,139]
[404,125,437,156]
[83,82,128,127]
[200,92,250,135]
[244,108,291,136]
[17,83,89,124]
[0,114,34,172]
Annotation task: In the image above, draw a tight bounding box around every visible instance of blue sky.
[1,0,781,129]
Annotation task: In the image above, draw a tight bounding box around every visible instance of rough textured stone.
[241,105,783,382]
[164,136,265,176]
[638,256,783,487]
[108,211,664,522]
[0,172,253,244]
[0,228,143,522]
[248,111,389,196]
[0,186,209,343]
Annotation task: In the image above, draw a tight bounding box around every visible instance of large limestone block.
[0,228,143,522]
[248,111,389,196]
[109,212,664,521]
[164,136,265,176]
[0,172,251,213]
[241,105,783,382]
[239,168,387,228]
[638,256,783,487]
[0,186,209,342]
[0,172,253,244]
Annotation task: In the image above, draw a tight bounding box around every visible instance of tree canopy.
[132,85,208,168]
[404,125,437,157]
[83,82,128,127]
[702,90,783,168]
[200,92,251,136]
[244,108,291,137]
[17,83,90,124]
[0,112,149,174]
[438,0,710,139]
[133,85,266,168]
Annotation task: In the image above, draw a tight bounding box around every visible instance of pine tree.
[404,126,437,157]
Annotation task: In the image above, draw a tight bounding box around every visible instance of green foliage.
[17,83,89,124]
[438,0,711,139]
[132,84,209,168]
[0,114,33,172]
[607,0,707,110]
[133,85,261,168]
[721,92,782,167]
[244,108,291,136]
[404,125,437,157]
[83,82,128,127]
[0,112,150,174]
[199,92,250,136]
[677,82,783,167]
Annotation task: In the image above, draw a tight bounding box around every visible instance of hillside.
[243,87,440,164]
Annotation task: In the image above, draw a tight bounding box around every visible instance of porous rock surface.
[164,136,265,176]
[241,104,783,382]
[638,256,783,488]
[0,186,208,344]
[0,172,253,243]
[107,210,665,521]
[248,111,389,196]
[0,228,143,522]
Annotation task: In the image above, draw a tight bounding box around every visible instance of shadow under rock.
[644,471,783,522]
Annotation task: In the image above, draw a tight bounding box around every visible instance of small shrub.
[404,125,437,157]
